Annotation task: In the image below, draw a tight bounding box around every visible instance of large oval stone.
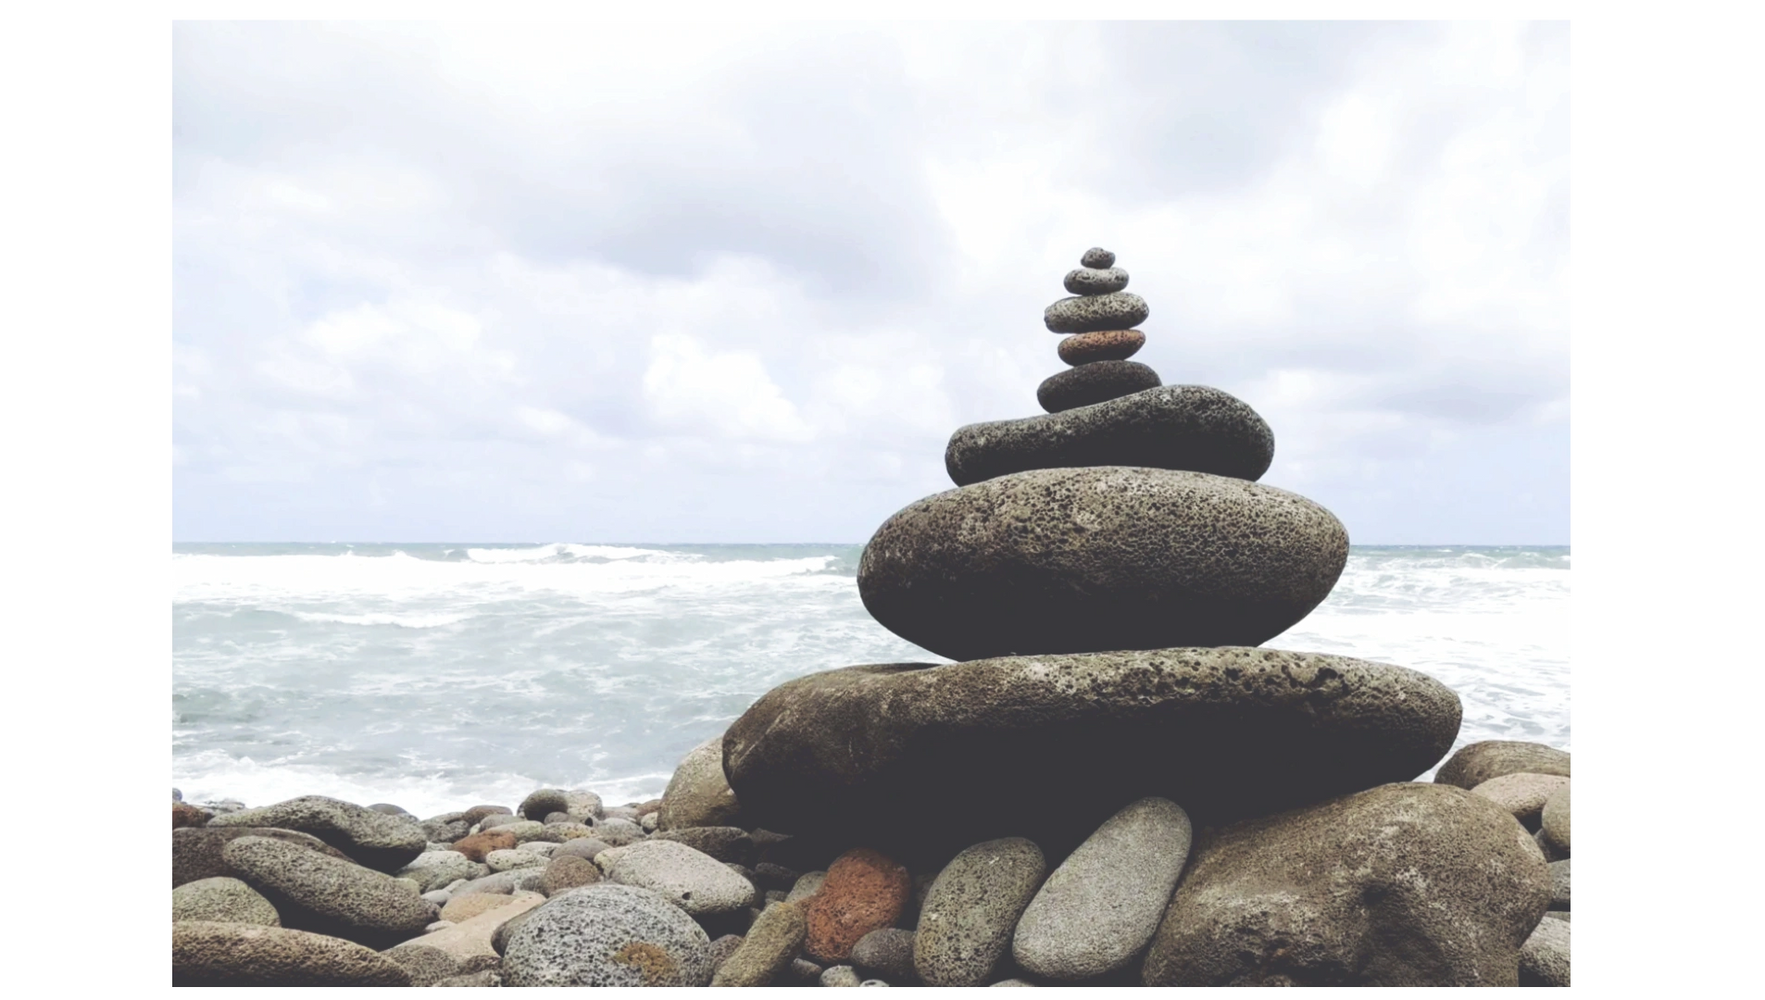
[723,648,1461,862]
[858,467,1346,660]
[1044,291,1148,333]
[944,386,1274,487]
[502,884,713,986]
[204,795,427,872]
[1036,360,1162,413]
[1141,783,1551,986]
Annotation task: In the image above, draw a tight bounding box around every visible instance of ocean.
[172,543,1569,818]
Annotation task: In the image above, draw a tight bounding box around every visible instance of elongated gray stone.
[205,795,427,872]
[914,838,1046,987]
[1062,266,1128,294]
[1043,291,1148,333]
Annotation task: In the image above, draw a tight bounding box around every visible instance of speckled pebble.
[596,817,648,846]
[1079,247,1115,268]
[486,849,547,872]
[501,883,713,986]
[914,838,1046,987]
[1035,360,1161,413]
[1519,916,1570,986]
[711,900,807,986]
[1043,291,1148,334]
[220,835,439,948]
[786,870,827,903]
[1062,266,1129,295]
[822,964,863,987]
[1541,783,1570,853]
[1549,859,1570,911]
[1056,328,1144,365]
[606,839,757,915]
[172,876,281,926]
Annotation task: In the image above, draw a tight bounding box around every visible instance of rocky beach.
[171,249,1570,987]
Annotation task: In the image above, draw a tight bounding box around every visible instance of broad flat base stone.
[723,648,1461,863]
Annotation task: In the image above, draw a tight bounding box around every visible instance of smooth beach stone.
[860,978,891,986]
[1549,859,1570,911]
[1535,828,1568,862]
[641,812,660,832]
[805,849,912,963]
[606,839,758,916]
[422,890,452,906]
[595,843,638,874]
[945,385,1274,487]
[786,871,828,904]
[1542,783,1571,853]
[651,826,754,865]
[1012,797,1191,980]
[551,836,612,862]
[425,919,454,932]
[172,920,413,986]
[564,789,605,822]
[711,900,808,986]
[478,812,528,831]
[852,927,918,984]
[369,802,413,817]
[459,805,513,826]
[603,805,643,821]
[173,826,353,888]
[396,851,488,892]
[486,848,546,872]
[1080,247,1115,268]
[173,801,211,828]
[518,840,557,856]
[221,835,439,948]
[417,891,546,965]
[1062,266,1129,295]
[519,789,569,821]
[660,735,744,831]
[537,822,599,842]
[1044,291,1149,333]
[991,978,1038,986]
[1057,328,1144,365]
[441,891,527,924]
[434,969,503,986]
[726,649,1460,860]
[543,811,573,825]
[1435,740,1570,790]
[1470,772,1570,831]
[1520,916,1571,986]
[1036,360,1162,413]
[596,817,648,846]
[173,876,281,926]
[205,795,428,873]
[451,829,517,863]
[383,942,461,986]
[857,467,1348,661]
[502,883,714,987]
[420,813,471,843]
[914,838,1046,987]
[706,931,746,972]
[822,964,864,987]
[541,854,604,896]
[1142,783,1550,987]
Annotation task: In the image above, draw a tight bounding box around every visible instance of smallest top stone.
[1080,247,1115,268]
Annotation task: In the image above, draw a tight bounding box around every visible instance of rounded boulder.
[1435,740,1570,789]
[660,736,744,831]
[1470,772,1570,832]
[605,839,757,915]
[1541,783,1571,853]
[221,835,439,948]
[501,883,714,987]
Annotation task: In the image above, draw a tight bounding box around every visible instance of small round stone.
[1080,247,1115,268]
[1063,267,1129,295]
[1036,361,1161,413]
[1056,329,1145,365]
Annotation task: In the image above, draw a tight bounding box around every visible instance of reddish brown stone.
[174,802,212,828]
[1057,329,1145,365]
[804,848,911,963]
[452,830,518,863]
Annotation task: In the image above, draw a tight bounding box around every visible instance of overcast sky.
[172,20,1567,545]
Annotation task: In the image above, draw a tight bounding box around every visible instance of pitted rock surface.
[1080,247,1115,268]
[1141,783,1550,986]
[451,829,517,863]
[1036,360,1162,413]
[1056,329,1144,365]
[605,839,757,915]
[1062,266,1129,295]
[805,848,912,963]
[1044,291,1149,333]
[501,883,713,986]
[1435,740,1570,789]
[172,920,414,986]
[711,900,808,986]
[651,826,753,865]
[172,876,282,926]
[858,466,1347,660]
[945,385,1273,487]
[660,735,743,830]
[913,838,1046,987]
[221,835,439,948]
[725,648,1458,860]
[1519,917,1570,986]
[1470,772,1570,831]
[204,795,427,872]
[1541,784,1570,853]
[174,826,353,888]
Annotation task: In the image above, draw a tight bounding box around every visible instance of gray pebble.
[1080,247,1115,268]
[1062,266,1128,295]
[821,964,863,987]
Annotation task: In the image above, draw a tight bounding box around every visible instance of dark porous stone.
[174,802,211,828]
[1434,740,1570,790]
[1062,266,1129,295]
[204,795,428,873]
[953,386,1270,486]
[519,789,570,821]
[1080,247,1115,268]
[857,467,1348,661]
[945,385,1273,487]
[1141,783,1550,986]
[1056,328,1144,365]
[725,649,1459,861]
[174,826,353,888]
[914,839,1046,987]
[753,862,803,893]
[1044,291,1148,333]
[172,920,413,986]
[852,927,918,984]
[652,826,754,865]
[502,883,714,986]
[221,836,439,948]
[1036,360,1162,413]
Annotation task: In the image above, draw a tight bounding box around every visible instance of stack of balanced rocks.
[169,248,1568,987]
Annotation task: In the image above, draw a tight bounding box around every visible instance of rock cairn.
[1037,247,1164,413]
[171,247,1568,987]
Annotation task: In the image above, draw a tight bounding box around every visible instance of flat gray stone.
[172,921,413,986]
[606,839,757,915]
[1062,266,1128,295]
[1036,360,1162,413]
[1044,291,1148,333]
[501,883,713,986]
[172,876,281,926]
[1012,797,1192,980]
[659,736,743,831]
[396,851,488,892]
[1520,916,1570,986]
[1435,740,1570,789]
[1542,783,1570,853]
[914,839,1045,987]
[221,835,438,948]
[947,385,1273,487]
[857,466,1348,660]
[205,795,427,872]
[725,649,1460,860]
[173,826,354,888]
[1142,783,1550,986]
[596,817,648,846]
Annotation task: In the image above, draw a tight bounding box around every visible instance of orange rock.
[452,830,518,863]
[1057,328,1145,365]
[805,848,910,963]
